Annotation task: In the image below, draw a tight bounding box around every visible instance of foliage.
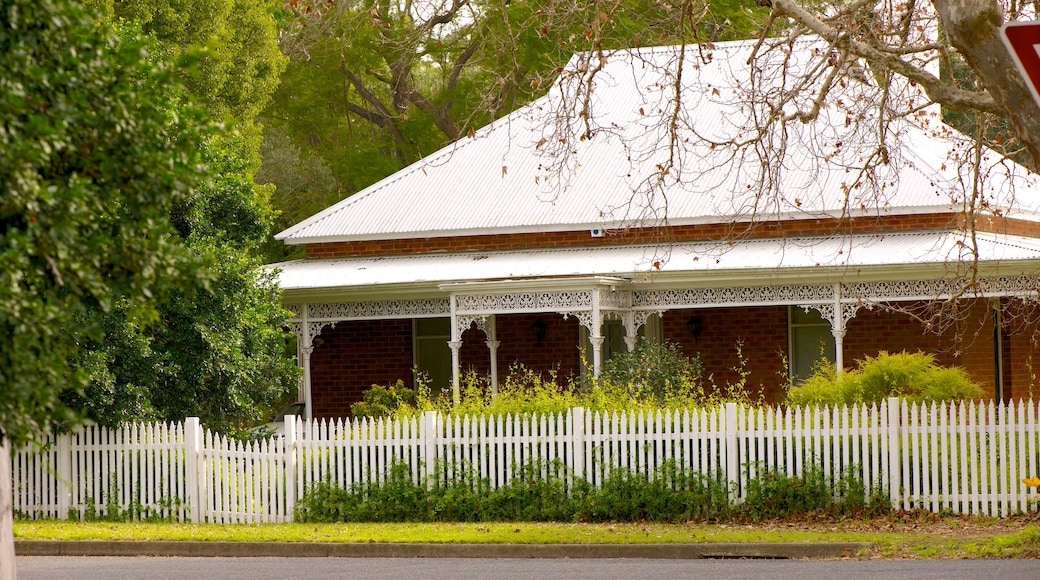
[108,0,288,164]
[741,464,836,521]
[0,0,208,446]
[403,365,588,417]
[350,380,417,419]
[357,341,762,419]
[787,351,986,407]
[599,340,703,406]
[63,135,300,434]
[578,463,732,523]
[50,2,301,435]
[295,458,886,523]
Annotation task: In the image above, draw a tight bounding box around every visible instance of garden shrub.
[491,460,580,521]
[580,461,732,522]
[294,458,887,524]
[787,351,985,407]
[740,464,833,520]
[740,463,890,521]
[598,339,702,406]
[354,339,765,420]
[350,380,416,419]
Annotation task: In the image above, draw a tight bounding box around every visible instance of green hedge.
[295,459,888,523]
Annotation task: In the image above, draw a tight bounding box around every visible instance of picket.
[10,399,1040,523]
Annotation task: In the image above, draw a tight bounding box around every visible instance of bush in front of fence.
[740,463,890,521]
[294,458,889,524]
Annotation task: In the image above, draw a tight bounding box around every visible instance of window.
[789,307,835,382]
[414,318,452,391]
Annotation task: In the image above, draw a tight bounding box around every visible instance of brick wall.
[663,307,790,403]
[303,213,966,259]
[487,314,582,386]
[1003,299,1040,400]
[1007,331,1040,400]
[309,319,414,420]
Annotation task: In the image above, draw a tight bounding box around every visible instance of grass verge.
[13,516,1040,559]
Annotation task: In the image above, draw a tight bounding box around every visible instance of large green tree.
[0,0,213,573]
[60,0,299,433]
[66,135,300,433]
[105,0,287,163]
[0,0,207,448]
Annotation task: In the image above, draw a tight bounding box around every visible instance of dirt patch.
[739,510,1040,559]
[747,510,1037,537]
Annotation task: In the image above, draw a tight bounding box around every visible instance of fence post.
[184,417,202,523]
[283,418,297,522]
[725,402,739,501]
[569,407,585,480]
[423,412,438,484]
[56,432,72,519]
[885,397,901,509]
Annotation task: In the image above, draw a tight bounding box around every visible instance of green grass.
[12,519,1040,559]
[13,521,855,544]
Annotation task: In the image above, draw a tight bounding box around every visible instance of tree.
[280,0,1040,180]
[109,0,288,163]
[765,0,1040,167]
[57,0,301,432]
[66,136,301,433]
[0,0,210,574]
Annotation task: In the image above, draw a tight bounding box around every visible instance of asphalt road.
[15,556,1040,580]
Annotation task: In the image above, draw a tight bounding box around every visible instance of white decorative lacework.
[562,311,595,332]
[286,276,1039,346]
[290,321,338,348]
[598,289,632,309]
[844,275,1040,301]
[303,298,450,320]
[288,299,448,345]
[799,304,860,336]
[634,276,1039,310]
[634,284,834,308]
[455,290,593,313]
[622,310,661,337]
[458,315,489,338]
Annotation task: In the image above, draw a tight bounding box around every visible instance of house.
[271,38,1040,421]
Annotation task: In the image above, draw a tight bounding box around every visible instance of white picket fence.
[11,398,1040,523]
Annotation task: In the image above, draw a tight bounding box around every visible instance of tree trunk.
[0,438,15,580]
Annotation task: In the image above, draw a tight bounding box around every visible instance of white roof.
[273,231,1040,298]
[277,38,1040,245]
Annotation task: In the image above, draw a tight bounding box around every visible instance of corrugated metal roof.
[272,231,1040,294]
[277,38,1040,245]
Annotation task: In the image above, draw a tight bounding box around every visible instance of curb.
[15,540,869,559]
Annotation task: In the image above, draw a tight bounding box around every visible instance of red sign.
[1001,21,1040,107]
